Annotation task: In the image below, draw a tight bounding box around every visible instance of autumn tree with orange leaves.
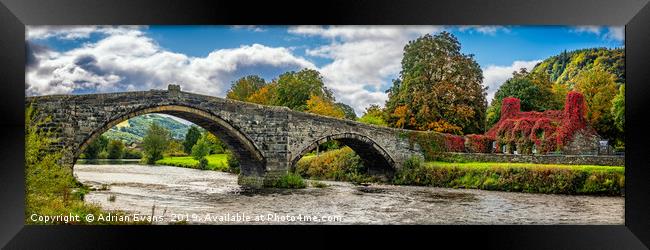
[385,32,487,134]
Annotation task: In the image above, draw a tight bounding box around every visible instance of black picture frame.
[1,0,649,248]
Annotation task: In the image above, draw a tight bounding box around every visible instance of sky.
[25,25,624,116]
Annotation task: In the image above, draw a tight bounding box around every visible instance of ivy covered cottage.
[481,91,603,155]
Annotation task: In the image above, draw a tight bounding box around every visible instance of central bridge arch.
[75,104,266,176]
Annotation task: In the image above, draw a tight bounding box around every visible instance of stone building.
[483,91,603,155]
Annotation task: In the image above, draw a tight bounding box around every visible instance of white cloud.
[605,26,624,41]
[289,25,444,115]
[231,25,267,32]
[482,60,542,103]
[26,25,145,40]
[457,25,509,35]
[26,27,314,96]
[570,25,624,42]
[571,25,602,35]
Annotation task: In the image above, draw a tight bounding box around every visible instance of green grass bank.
[393,158,624,196]
[156,154,229,171]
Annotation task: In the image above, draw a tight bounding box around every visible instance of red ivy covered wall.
[418,91,596,155]
[482,91,593,154]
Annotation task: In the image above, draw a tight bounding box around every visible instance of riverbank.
[155,154,229,171]
[297,148,624,196]
[393,158,624,196]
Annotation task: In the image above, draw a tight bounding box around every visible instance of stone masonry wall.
[441,152,624,166]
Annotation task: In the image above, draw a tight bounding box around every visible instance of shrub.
[311,181,328,188]
[164,140,186,157]
[266,173,306,188]
[198,158,209,170]
[123,148,143,159]
[393,155,427,185]
[98,150,109,159]
[107,139,125,159]
[295,147,372,182]
[83,135,108,159]
[226,151,240,173]
[464,134,494,153]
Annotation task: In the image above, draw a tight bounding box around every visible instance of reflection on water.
[74,164,624,225]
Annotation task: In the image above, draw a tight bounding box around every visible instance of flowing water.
[74,164,624,225]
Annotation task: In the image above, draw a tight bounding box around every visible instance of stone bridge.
[26,85,424,187]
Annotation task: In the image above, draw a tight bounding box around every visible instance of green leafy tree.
[358,105,388,126]
[165,139,186,156]
[573,67,619,142]
[384,32,487,134]
[275,69,334,110]
[531,47,625,86]
[246,83,277,105]
[486,69,561,127]
[183,125,202,154]
[335,102,357,120]
[106,139,125,159]
[611,84,625,133]
[305,94,345,118]
[142,122,170,164]
[202,132,226,154]
[25,105,76,219]
[226,75,267,101]
[83,135,108,159]
[191,137,211,160]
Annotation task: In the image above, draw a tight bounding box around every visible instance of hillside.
[531,47,624,86]
[103,114,192,144]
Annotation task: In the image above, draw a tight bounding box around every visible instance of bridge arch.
[290,132,397,179]
[75,104,266,176]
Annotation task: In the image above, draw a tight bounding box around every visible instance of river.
[74,164,624,225]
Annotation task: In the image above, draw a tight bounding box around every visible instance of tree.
[25,105,73,210]
[165,139,186,156]
[83,135,108,159]
[305,94,345,118]
[142,122,170,164]
[573,67,618,142]
[611,84,625,133]
[191,137,211,170]
[246,83,277,105]
[183,125,202,154]
[202,132,226,154]
[336,102,357,120]
[226,75,266,101]
[106,139,125,159]
[357,104,387,126]
[486,69,562,127]
[384,32,487,134]
[275,69,333,110]
[191,137,211,160]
